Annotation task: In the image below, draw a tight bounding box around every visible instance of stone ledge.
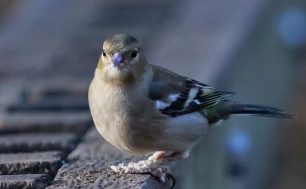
[0,112,92,136]
[0,151,62,179]
[48,127,172,189]
[0,133,78,158]
[0,174,49,189]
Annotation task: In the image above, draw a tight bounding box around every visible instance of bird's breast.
[88,78,153,154]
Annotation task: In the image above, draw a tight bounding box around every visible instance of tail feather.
[231,103,295,119]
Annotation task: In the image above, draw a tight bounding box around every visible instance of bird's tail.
[230,103,295,119]
[203,101,295,124]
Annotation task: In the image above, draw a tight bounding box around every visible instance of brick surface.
[0,174,49,189]
[14,79,90,104]
[0,133,78,158]
[47,127,172,189]
[0,112,92,135]
[0,151,62,179]
[6,101,89,112]
[24,85,88,102]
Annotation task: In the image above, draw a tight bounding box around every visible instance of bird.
[88,34,294,182]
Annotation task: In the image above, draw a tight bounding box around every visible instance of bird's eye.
[131,50,138,58]
[102,50,106,57]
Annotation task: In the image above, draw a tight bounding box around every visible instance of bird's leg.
[149,151,190,165]
[148,151,167,161]
[110,151,189,183]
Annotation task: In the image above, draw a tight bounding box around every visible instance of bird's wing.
[149,65,234,117]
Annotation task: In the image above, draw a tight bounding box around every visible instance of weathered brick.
[0,112,92,135]
[0,133,78,158]
[0,174,49,189]
[23,83,89,103]
[6,84,89,113]
[0,151,62,178]
[6,100,89,112]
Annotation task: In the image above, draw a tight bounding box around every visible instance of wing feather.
[149,65,234,117]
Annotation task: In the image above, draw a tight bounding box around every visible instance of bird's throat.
[97,58,104,69]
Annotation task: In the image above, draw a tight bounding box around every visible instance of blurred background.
[0,0,305,188]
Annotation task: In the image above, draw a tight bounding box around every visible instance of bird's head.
[97,34,147,83]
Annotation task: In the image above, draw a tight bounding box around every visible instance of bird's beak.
[112,53,124,68]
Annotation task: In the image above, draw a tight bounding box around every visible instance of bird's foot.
[110,160,172,183]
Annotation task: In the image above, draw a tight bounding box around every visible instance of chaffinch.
[88,34,294,182]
